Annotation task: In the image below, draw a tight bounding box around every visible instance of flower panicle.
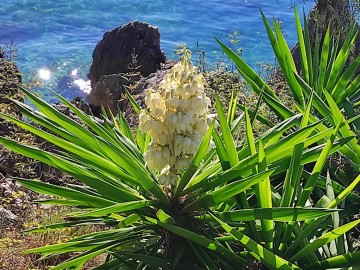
[139,50,211,188]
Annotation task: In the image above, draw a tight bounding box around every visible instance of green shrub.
[219,8,360,170]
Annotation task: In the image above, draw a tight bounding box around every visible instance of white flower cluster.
[139,57,211,187]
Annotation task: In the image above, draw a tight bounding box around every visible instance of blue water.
[0,0,314,102]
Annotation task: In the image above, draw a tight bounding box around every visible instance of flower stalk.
[139,48,211,190]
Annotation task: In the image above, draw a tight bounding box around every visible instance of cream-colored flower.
[193,117,208,135]
[145,92,166,120]
[165,96,179,111]
[175,85,186,97]
[139,49,211,187]
[175,156,192,170]
[158,166,179,186]
[152,133,173,146]
[145,143,171,171]
[175,112,193,134]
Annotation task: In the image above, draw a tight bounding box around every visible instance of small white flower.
[193,118,208,135]
[175,112,193,134]
[165,96,179,111]
[175,85,186,97]
[175,156,191,170]
[153,133,173,146]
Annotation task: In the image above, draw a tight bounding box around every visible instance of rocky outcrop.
[87,73,141,114]
[88,21,166,86]
[87,61,175,118]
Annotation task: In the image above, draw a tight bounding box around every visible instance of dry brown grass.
[0,204,107,270]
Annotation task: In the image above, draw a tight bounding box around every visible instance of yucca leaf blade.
[73,200,159,217]
[206,207,338,222]
[183,169,275,212]
[209,213,299,269]
[215,95,238,166]
[290,219,360,262]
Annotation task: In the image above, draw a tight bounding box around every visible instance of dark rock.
[71,96,92,115]
[87,73,141,114]
[0,59,22,91]
[88,21,166,86]
[88,61,176,118]
[0,57,24,178]
[52,97,91,124]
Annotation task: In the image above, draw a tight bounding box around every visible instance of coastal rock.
[88,21,166,86]
[87,73,141,114]
[88,61,176,118]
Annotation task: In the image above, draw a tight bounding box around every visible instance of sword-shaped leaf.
[73,200,159,217]
[183,169,275,212]
[303,251,360,270]
[203,207,337,222]
[210,213,300,270]
[290,219,360,262]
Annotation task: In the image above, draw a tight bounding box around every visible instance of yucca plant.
[217,8,360,174]
[1,37,360,269]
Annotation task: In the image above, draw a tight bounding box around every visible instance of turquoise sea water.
[0,0,314,101]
